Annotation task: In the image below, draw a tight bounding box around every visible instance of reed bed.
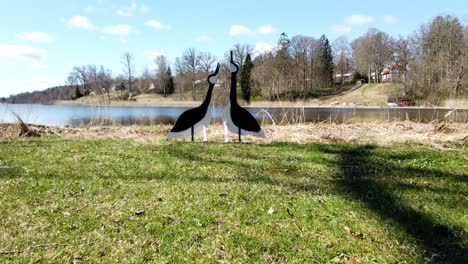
[2,121,467,149]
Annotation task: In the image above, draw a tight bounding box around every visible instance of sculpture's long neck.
[230,71,238,104]
[201,83,215,109]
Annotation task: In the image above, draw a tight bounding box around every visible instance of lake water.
[0,104,466,127]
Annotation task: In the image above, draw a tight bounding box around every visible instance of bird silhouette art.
[167,63,220,141]
[223,51,265,142]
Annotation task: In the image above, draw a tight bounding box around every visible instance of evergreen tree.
[166,66,175,95]
[276,33,291,81]
[319,35,334,88]
[71,86,83,100]
[115,82,126,91]
[115,82,127,98]
[278,32,290,48]
[240,53,254,103]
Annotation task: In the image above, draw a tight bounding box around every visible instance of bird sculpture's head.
[208,63,220,85]
[229,51,239,73]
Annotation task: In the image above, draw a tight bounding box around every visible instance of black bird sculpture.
[167,63,220,141]
[223,51,265,142]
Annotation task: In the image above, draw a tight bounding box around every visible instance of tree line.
[3,86,76,104]
[5,15,466,105]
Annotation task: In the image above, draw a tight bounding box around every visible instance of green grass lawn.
[0,139,467,263]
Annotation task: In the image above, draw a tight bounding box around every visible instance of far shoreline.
[49,100,468,110]
[1,101,467,110]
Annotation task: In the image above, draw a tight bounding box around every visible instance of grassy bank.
[53,84,409,108]
[0,136,467,262]
[53,83,468,109]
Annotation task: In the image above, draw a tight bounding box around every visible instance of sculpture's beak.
[208,63,220,85]
[229,51,239,73]
[214,63,220,75]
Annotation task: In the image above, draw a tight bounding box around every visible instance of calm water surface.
[0,104,466,127]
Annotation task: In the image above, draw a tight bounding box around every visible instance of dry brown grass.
[1,121,467,148]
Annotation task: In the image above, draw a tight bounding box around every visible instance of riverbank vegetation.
[0,130,467,262]
[53,83,410,108]
[4,15,467,107]
[1,121,467,148]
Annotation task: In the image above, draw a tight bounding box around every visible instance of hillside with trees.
[4,85,75,104]
[5,15,467,106]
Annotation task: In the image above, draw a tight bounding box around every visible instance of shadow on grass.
[318,144,467,263]
[0,140,466,262]
[160,142,468,262]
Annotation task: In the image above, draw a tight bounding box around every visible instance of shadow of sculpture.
[318,144,467,263]
[0,140,466,262]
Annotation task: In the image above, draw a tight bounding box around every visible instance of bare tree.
[66,75,77,86]
[86,65,101,98]
[393,36,411,95]
[68,66,90,95]
[251,51,278,98]
[353,29,393,83]
[199,52,217,73]
[290,35,313,94]
[174,57,187,99]
[97,66,113,103]
[140,67,154,93]
[333,36,351,85]
[180,48,201,100]
[409,15,466,100]
[371,30,394,83]
[231,44,254,70]
[155,55,169,96]
[121,52,135,92]
[425,16,465,98]
[352,36,368,82]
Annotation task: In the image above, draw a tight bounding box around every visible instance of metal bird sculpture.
[167,63,220,141]
[223,51,265,142]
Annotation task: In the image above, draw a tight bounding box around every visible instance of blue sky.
[0,0,466,97]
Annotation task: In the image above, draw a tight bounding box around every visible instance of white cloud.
[0,44,47,60]
[16,32,55,43]
[148,64,158,72]
[229,25,275,37]
[257,25,274,35]
[195,35,212,43]
[331,14,374,35]
[27,62,47,70]
[253,42,273,55]
[144,20,171,30]
[229,25,253,36]
[66,16,96,30]
[102,25,133,36]
[383,15,398,25]
[117,1,137,16]
[143,50,165,61]
[332,24,352,34]
[0,60,8,65]
[345,14,374,25]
